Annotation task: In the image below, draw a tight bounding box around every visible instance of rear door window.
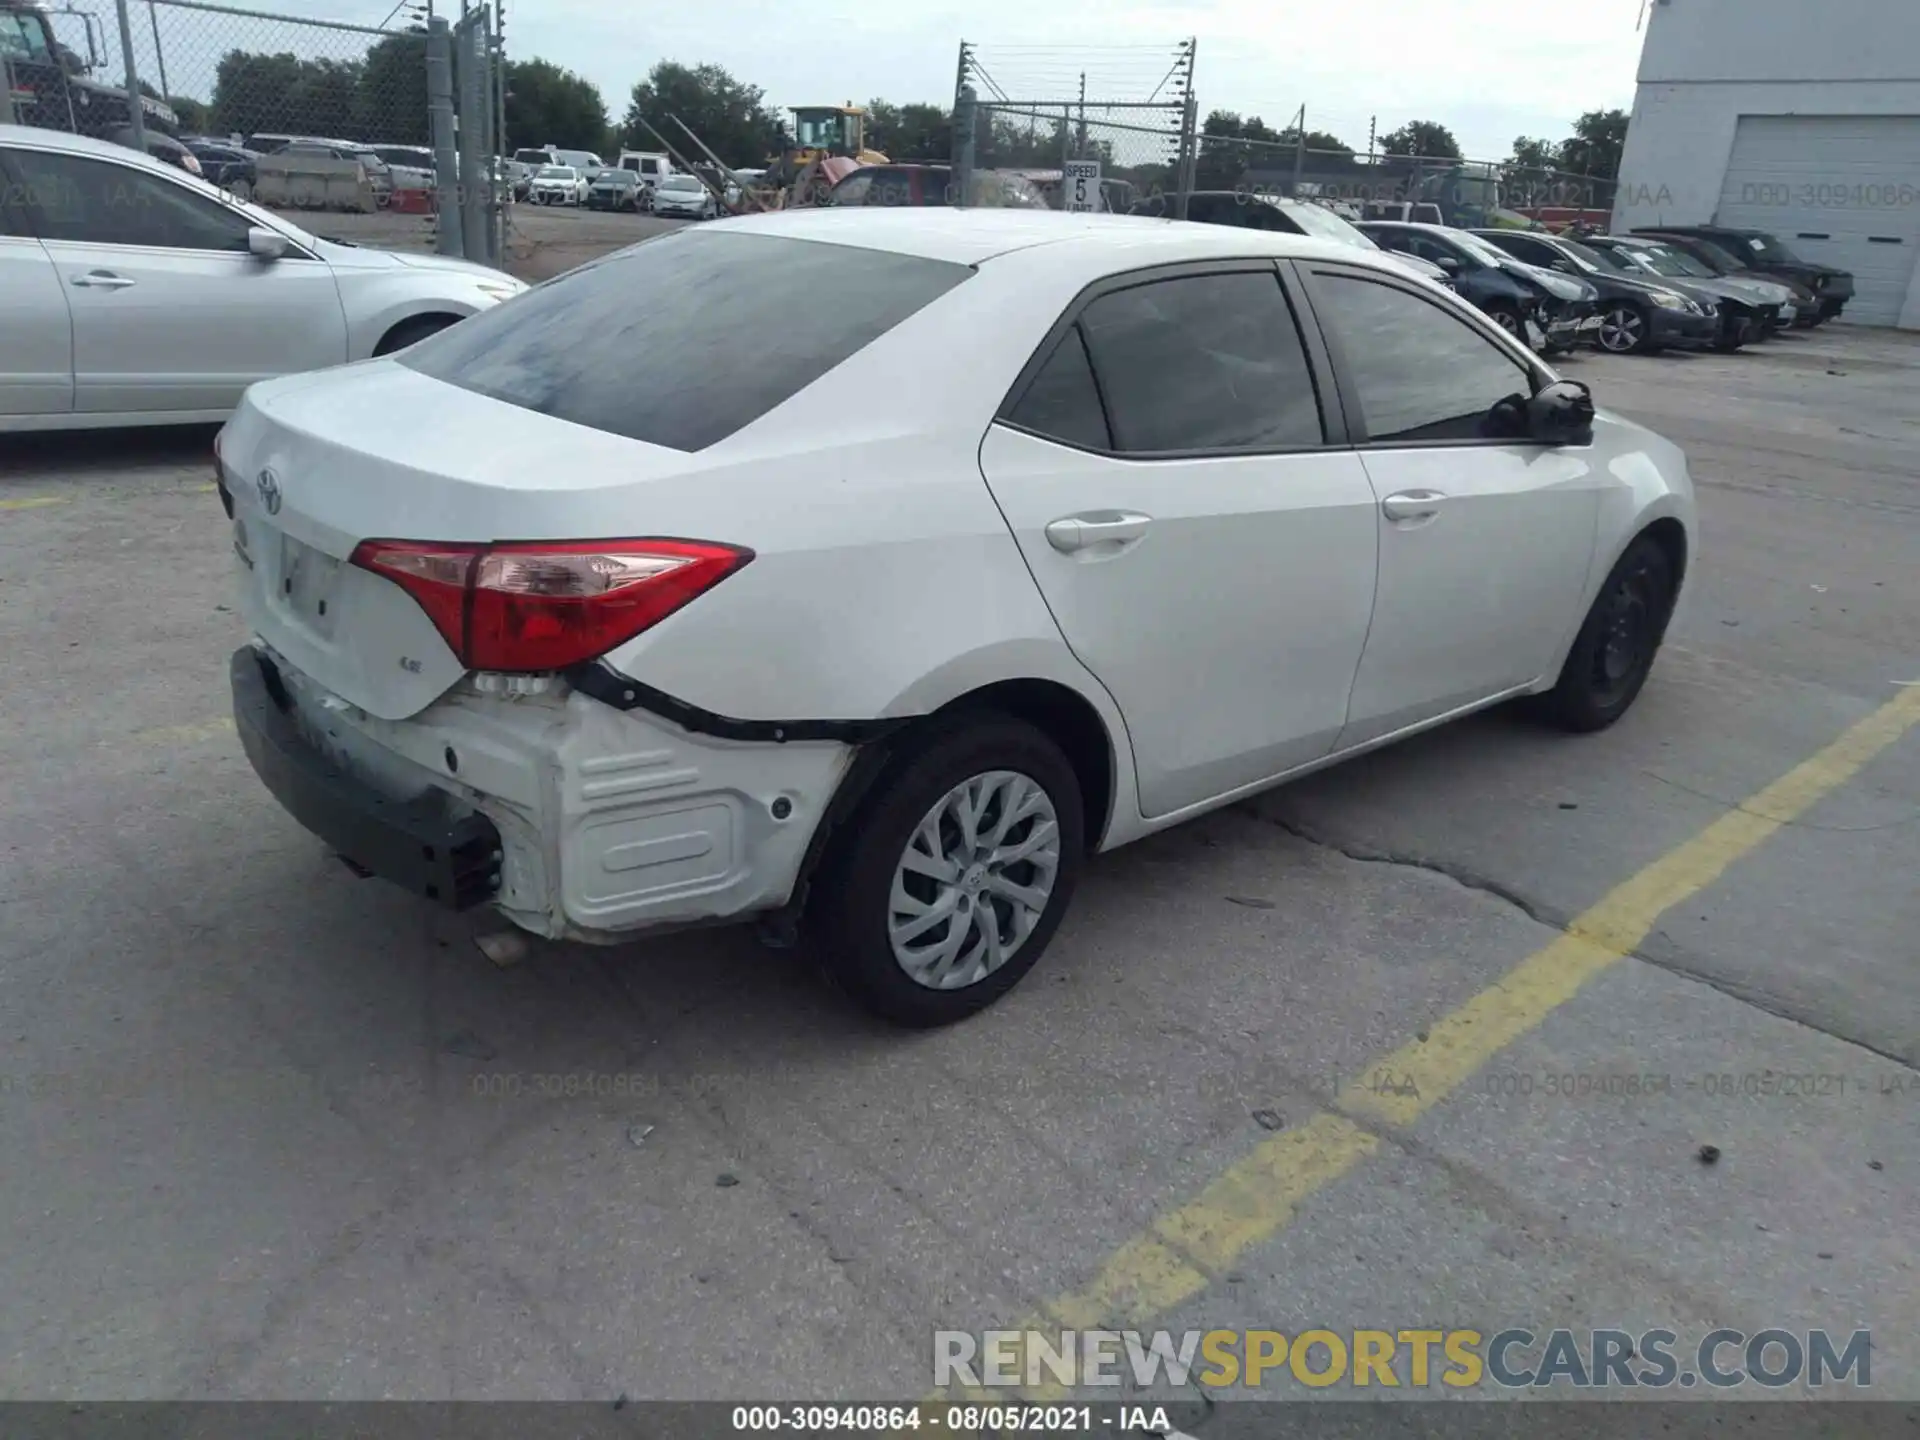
[398,230,972,452]
[1074,270,1324,453]
[1004,327,1111,451]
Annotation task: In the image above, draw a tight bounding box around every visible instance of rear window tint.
[1005,326,1111,450]
[398,231,971,451]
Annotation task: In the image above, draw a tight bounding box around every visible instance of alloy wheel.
[887,769,1061,991]
[1598,307,1644,353]
[1492,309,1522,337]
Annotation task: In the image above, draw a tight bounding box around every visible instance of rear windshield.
[398,230,972,452]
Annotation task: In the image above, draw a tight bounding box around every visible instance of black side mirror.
[1528,379,1595,446]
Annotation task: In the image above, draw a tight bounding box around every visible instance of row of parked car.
[505,145,749,218]
[1122,190,1854,358]
[805,167,1856,361]
[525,163,726,219]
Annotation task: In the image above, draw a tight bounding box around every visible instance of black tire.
[1597,303,1655,355]
[1534,534,1677,732]
[1484,302,1524,342]
[811,713,1086,1028]
[373,314,459,356]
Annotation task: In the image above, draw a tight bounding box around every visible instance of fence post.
[111,0,146,153]
[492,2,508,264]
[455,14,487,264]
[462,9,496,266]
[1292,105,1307,194]
[952,84,977,208]
[426,17,464,259]
[1174,91,1197,220]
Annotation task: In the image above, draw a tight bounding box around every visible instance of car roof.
[1,121,199,171]
[703,206,1395,269]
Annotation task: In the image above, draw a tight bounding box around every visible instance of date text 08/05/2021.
[730,1405,1165,1433]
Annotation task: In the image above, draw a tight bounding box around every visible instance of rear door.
[0,150,74,416]
[979,262,1381,819]
[7,145,348,414]
[1296,261,1602,746]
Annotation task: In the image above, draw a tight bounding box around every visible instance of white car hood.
[389,250,523,286]
[303,236,520,288]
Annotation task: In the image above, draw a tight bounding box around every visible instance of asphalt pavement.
[0,321,1915,1412]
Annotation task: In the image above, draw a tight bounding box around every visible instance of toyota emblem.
[256,468,282,515]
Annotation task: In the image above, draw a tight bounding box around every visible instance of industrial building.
[1612,0,1920,328]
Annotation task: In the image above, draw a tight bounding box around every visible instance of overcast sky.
[122,0,1652,160]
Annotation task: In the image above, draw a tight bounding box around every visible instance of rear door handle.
[1044,511,1153,553]
[70,270,136,290]
[1381,490,1446,522]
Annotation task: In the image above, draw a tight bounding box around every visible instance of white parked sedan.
[218,209,1695,1026]
[0,126,526,431]
[529,164,588,206]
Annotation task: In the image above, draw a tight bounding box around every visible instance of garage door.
[1715,115,1920,328]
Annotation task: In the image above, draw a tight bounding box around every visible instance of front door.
[6,145,347,415]
[1297,262,1602,747]
[980,264,1380,819]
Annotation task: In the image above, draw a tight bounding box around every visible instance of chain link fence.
[1194,129,1619,231]
[951,39,1196,213]
[3,0,506,261]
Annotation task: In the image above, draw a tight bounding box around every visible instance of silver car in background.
[650,172,719,219]
[0,125,525,431]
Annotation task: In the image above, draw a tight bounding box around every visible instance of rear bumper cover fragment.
[231,647,502,909]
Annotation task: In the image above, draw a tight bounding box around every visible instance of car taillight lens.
[350,538,752,673]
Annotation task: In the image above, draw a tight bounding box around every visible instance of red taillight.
[350,538,752,673]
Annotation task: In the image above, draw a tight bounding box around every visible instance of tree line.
[182,44,936,165]
[177,42,1626,191]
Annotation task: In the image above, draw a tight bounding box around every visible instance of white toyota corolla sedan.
[218,208,1695,1026]
[0,126,525,432]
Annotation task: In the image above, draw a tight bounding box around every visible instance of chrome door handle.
[71,270,135,289]
[1381,490,1446,522]
[1044,512,1153,553]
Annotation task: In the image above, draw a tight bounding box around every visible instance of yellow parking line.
[0,496,65,511]
[1029,682,1920,1333]
[129,718,235,747]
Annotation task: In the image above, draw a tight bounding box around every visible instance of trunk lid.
[220,360,730,721]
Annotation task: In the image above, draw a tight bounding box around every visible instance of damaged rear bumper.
[232,647,503,909]
[230,644,856,943]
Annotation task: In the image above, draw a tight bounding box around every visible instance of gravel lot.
[2,287,1916,1412]
[287,202,682,281]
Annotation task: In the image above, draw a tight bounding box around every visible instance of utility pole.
[952,41,971,121]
